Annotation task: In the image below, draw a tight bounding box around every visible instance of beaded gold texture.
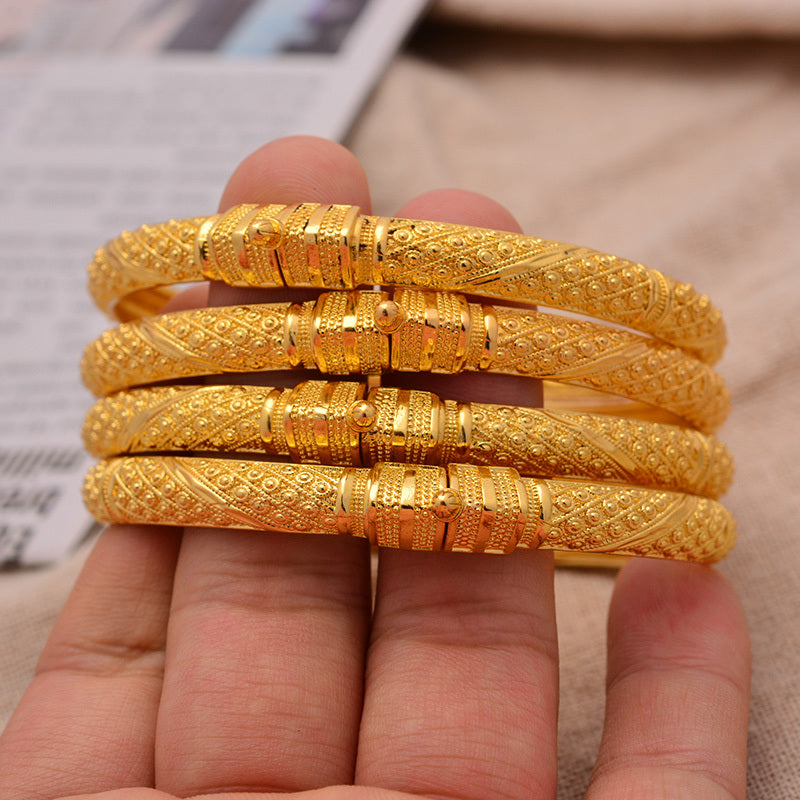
[89,203,725,364]
[83,457,735,562]
[83,382,733,498]
[80,290,729,432]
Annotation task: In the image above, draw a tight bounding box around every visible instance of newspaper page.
[0,0,428,565]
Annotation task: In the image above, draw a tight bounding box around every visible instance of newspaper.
[0,0,428,566]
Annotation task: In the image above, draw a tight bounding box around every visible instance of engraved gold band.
[82,382,733,499]
[82,456,735,562]
[80,289,730,432]
[89,202,726,364]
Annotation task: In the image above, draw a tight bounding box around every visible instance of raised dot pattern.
[377,219,725,364]
[82,385,268,457]
[467,406,732,498]
[540,479,734,562]
[89,207,727,366]
[83,456,343,534]
[89,216,207,314]
[490,307,729,432]
[81,457,736,562]
[82,385,732,498]
[80,304,291,396]
[81,297,729,432]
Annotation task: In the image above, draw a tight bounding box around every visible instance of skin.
[0,136,751,800]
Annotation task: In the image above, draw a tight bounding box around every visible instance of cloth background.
[2,1,800,797]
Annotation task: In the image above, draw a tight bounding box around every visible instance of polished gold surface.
[80,290,729,431]
[82,456,735,562]
[89,202,726,364]
[83,382,733,498]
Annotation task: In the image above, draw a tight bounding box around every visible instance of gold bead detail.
[374,299,406,333]
[347,400,378,432]
[433,489,463,522]
[248,217,283,248]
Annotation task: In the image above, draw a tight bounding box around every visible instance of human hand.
[0,137,750,800]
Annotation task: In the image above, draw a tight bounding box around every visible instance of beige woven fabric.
[2,2,799,798]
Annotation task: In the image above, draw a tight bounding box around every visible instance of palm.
[0,138,750,800]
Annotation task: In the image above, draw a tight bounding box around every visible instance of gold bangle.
[82,456,735,563]
[80,289,729,432]
[82,382,733,499]
[89,202,725,364]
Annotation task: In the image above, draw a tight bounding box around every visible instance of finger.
[587,558,750,800]
[154,136,374,796]
[355,190,558,800]
[0,525,180,800]
[219,134,371,212]
[59,787,425,800]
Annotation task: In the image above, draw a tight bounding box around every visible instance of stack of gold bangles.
[80,202,735,562]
